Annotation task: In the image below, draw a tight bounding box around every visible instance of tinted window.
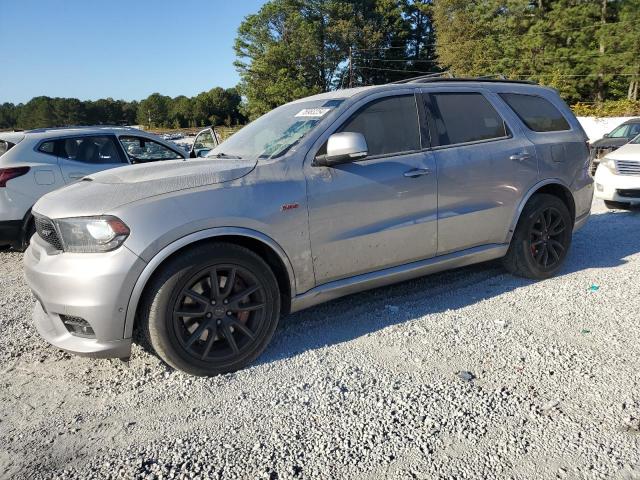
[339,95,421,156]
[38,141,55,154]
[1,141,16,157]
[426,93,508,147]
[500,93,570,132]
[119,136,182,162]
[60,136,125,164]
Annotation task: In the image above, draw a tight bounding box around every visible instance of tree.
[432,0,640,104]
[234,0,440,118]
[137,93,171,128]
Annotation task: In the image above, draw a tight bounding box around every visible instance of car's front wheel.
[140,243,281,376]
[503,193,573,280]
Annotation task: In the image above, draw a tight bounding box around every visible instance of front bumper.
[24,235,147,358]
[594,166,640,203]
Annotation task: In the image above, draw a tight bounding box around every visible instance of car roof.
[292,79,554,104]
[621,118,640,125]
[17,126,161,141]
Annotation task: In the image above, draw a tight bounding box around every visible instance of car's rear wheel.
[140,243,280,376]
[604,200,633,210]
[503,194,572,280]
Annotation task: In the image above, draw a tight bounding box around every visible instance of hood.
[33,157,258,219]
[605,142,640,161]
[591,137,630,148]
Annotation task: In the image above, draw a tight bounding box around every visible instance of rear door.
[57,135,127,183]
[422,89,539,255]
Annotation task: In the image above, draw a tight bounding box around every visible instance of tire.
[139,243,281,376]
[604,200,633,210]
[502,194,573,280]
[19,219,36,252]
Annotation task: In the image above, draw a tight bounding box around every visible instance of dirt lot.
[1,199,639,480]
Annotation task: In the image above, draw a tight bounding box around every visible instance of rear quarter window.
[0,140,15,157]
[500,93,570,132]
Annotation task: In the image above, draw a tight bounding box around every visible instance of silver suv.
[24,78,594,376]
[0,126,201,250]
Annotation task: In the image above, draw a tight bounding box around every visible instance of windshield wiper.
[210,152,242,159]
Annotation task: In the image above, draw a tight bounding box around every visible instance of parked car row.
[0,126,219,250]
[589,117,640,174]
[20,77,594,376]
[594,134,640,209]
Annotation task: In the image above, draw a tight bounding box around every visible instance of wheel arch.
[507,179,576,243]
[123,228,296,339]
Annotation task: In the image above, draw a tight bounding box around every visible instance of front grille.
[617,189,640,199]
[615,160,640,176]
[34,216,63,251]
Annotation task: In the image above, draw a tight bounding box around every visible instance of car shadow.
[258,209,640,365]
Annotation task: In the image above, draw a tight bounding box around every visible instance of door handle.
[403,168,431,178]
[69,173,86,179]
[510,153,532,162]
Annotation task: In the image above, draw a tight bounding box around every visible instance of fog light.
[596,183,603,192]
[60,315,95,338]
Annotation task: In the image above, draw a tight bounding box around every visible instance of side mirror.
[314,132,368,167]
[603,133,610,138]
[196,149,211,158]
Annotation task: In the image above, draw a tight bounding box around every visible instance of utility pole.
[349,46,353,88]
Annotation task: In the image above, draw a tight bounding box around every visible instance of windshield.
[608,124,631,138]
[208,99,343,159]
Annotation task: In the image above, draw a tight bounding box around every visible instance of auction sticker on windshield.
[295,108,332,118]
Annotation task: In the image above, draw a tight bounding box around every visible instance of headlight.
[54,216,130,253]
[599,158,617,174]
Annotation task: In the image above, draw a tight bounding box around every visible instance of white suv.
[0,126,202,250]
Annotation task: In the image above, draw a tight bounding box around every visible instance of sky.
[0,0,267,104]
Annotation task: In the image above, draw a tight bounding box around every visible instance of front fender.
[122,227,296,339]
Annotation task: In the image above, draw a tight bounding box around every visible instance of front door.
[306,93,438,285]
[422,90,539,255]
[191,128,219,158]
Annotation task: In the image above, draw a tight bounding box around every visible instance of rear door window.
[60,136,126,164]
[38,141,55,155]
[425,92,509,147]
[499,93,570,132]
[338,95,421,156]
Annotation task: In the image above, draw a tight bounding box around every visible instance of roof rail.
[25,124,137,133]
[391,71,453,84]
[391,72,536,86]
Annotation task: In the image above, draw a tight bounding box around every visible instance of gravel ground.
[1,199,640,480]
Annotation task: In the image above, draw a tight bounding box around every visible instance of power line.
[354,65,637,78]
[353,50,633,65]
[350,19,635,53]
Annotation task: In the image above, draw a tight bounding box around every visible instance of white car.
[594,134,640,209]
[0,126,218,250]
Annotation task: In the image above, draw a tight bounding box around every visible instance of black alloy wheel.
[503,193,572,280]
[140,243,281,376]
[528,206,566,270]
[172,265,267,362]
